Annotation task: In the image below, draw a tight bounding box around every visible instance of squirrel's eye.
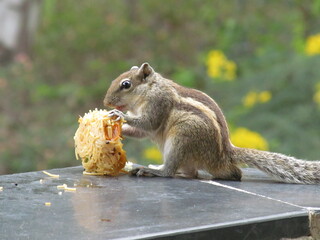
[120,79,132,90]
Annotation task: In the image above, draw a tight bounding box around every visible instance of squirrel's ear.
[130,66,139,70]
[138,62,154,80]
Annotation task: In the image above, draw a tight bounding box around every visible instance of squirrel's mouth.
[115,105,126,111]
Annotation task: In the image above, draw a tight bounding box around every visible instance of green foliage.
[228,56,320,160]
[1,0,320,174]
[172,68,197,88]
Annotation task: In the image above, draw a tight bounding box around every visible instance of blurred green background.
[1,0,320,174]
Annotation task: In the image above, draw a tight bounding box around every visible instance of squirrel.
[104,63,320,184]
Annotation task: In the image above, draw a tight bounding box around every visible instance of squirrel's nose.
[103,95,118,108]
[103,95,111,107]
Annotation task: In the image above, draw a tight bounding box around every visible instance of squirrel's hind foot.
[130,167,158,177]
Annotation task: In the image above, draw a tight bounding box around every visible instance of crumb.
[100,218,111,222]
[57,184,76,192]
[42,171,60,178]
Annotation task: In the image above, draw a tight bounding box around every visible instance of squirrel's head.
[104,62,155,111]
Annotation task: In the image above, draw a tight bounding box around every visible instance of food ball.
[74,109,126,176]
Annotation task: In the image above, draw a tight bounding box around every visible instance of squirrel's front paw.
[130,167,156,177]
[107,109,124,121]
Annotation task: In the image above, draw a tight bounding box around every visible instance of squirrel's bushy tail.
[232,147,320,184]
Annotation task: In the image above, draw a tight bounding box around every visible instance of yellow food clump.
[74,109,126,176]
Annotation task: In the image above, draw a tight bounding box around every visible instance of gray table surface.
[0,166,319,240]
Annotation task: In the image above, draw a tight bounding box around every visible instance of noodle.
[74,109,127,176]
[42,170,60,178]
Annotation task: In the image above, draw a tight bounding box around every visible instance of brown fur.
[105,63,320,184]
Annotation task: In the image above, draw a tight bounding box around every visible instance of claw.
[130,167,141,176]
[107,109,124,121]
[136,169,145,177]
[130,167,156,177]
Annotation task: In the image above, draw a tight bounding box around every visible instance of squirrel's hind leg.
[207,164,242,181]
[131,137,192,178]
[130,158,178,177]
[175,164,198,178]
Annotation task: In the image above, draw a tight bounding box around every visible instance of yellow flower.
[207,50,226,62]
[224,61,237,80]
[207,64,221,78]
[243,91,272,108]
[231,127,269,151]
[305,33,320,56]
[143,146,162,164]
[314,91,320,105]
[206,50,237,81]
[314,82,320,105]
[259,91,272,103]
[243,91,258,108]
